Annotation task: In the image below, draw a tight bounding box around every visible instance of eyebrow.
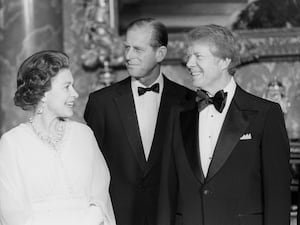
[63,81,73,85]
[186,51,202,56]
[123,43,146,51]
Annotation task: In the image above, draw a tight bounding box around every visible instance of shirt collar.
[224,77,236,97]
[131,73,164,94]
[222,77,236,111]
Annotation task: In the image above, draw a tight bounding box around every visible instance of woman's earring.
[37,97,46,114]
[37,105,44,114]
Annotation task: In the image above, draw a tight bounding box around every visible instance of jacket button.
[203,189,209,195]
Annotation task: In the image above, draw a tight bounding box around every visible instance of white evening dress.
[0,121,116,225]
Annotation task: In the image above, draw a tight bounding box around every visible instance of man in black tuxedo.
[157,24,291,225]
[84,18,195,225]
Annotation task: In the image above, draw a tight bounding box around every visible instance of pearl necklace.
[29,118,66,150]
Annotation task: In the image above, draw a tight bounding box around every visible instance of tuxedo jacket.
[157,85,291,225]
[84,76,195,225]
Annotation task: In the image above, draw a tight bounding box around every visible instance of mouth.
[126,60,139,66]
[189,70,203,77]
[187,66,203,76]
[126,64,139,68]
[65,102,75,108]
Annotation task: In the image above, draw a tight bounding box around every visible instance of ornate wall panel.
[0,0,63,135]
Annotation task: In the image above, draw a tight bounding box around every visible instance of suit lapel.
[144,77,183,175]
[180,103,205,183]
[206,86,257,181]
[114,78,146,170]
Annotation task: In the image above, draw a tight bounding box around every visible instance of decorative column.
[0,0,63,135]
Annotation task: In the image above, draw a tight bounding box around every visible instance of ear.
[219,58,231,71]
[155,46,167,63]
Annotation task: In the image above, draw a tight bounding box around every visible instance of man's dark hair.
[126,18,168,48]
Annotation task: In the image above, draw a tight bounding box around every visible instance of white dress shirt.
[131,74,163,160]
[199,77,236,176]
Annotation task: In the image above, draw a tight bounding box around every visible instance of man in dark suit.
[84,18,195,225]
[157,24,291,225]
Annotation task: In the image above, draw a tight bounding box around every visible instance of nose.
[71,86,79,99]
[125,47,134,60]
[186,55,196,69]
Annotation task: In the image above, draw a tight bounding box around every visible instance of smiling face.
[124,26,164,86]
[186,41,231,95]
[44,68,78,119]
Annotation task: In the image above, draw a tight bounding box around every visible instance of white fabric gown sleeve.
[85,129,116,225]
[0,134,33,225]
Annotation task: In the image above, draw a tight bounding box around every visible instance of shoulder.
[67,120,93,134]
[163,76,196,99]
[0,124,29,155]
[0,124,28,141]
[66,121,99,150]
[164,76,192,91]
[85,78,131,116]
[235,85,282,112]
[88,77,130,101]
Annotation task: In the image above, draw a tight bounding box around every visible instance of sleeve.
[84,94,95,126]
[84,93,106,152]
[262,103,291,225]
[85,130,116,225]
[0,134,33,225]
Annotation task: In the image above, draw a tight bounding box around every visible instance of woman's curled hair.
[14,50,69,111]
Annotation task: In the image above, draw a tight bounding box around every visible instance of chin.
[67,112,74,118]
[63,110,74,118]
[192,78,207,89]
[192,81,202,89]
[128,69,141,78]
[130,73,141,79]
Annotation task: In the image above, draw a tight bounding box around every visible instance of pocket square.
[240,133,252,140]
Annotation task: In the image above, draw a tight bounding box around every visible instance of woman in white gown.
[0,50,116,225]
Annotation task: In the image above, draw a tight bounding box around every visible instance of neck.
[30,113,66,138]
[138,65,160,87]
[29,115,66,149]
[30,114,61,133]
[208,74,232,96]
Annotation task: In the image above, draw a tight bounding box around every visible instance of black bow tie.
[138,83,160,96]
[196,89,228,113]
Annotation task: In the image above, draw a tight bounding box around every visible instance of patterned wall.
[1,0,300,141]
[0,0,63,135]
[236,61,300,139]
